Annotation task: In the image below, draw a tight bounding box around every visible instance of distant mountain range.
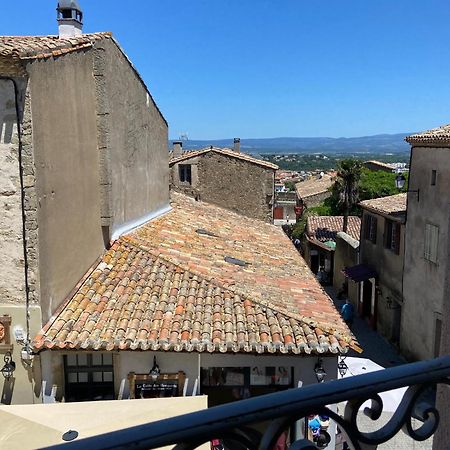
[170,133,413,154]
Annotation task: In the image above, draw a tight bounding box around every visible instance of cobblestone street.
[325,286,433,450]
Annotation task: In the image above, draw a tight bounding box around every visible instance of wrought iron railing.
[46,356,450,450]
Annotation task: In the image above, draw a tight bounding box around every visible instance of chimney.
[57,0,83,38]
[172,141,183,158]
[233,138,241,153]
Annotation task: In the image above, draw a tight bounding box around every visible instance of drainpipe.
[0,77,31,352]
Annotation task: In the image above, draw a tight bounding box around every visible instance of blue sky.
[2,0,450,139]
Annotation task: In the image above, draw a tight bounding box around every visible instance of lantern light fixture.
[314,358,327,383]
[338,357,348,377]
[149,356,160,380]
[395,173,419,200]
[1,351,16,380]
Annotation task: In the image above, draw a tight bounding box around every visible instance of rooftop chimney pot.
[57,0,83,38]
[233,138,241,153]
[172,141,183,158]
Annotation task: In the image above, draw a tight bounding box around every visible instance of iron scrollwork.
[47,356,450,450]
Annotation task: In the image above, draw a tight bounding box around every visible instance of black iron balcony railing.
[47,356,450,450]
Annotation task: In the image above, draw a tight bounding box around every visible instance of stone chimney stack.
[57,0,83,38]
[233,138,241,153]
[172,141,183,158]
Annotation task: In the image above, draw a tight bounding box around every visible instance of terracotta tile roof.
[169,147,278,170]
[307,216,361,244]
[406,124,450,146]
[0,33,111,60]
[364,160,395,170]
[359,193,407,217]
[295,174,334,200]
[34,194,356,355]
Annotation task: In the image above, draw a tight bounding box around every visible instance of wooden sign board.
[128,371,186,399]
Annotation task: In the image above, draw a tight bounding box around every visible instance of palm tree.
[334,159,362,232]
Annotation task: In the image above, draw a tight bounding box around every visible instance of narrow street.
[325,286,433,450]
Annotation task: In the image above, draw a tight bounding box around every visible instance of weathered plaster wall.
[333,235,359,306]
[360,211,405,342]
[172,152,275,223]
[0,78,26,304]
[93,39,169,239]
[401,146,450,360]
[432,209,450,450]
[26,51,104,322]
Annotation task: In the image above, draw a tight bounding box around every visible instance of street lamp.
[395,173,419,201]
[149,356,160,380]
[337,357,348,377]
[1,352,16,380]
[394,174,406,190]
[314,358,327,383]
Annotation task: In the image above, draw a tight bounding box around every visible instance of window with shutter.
[364,214,377,244]
[424,223,439,263]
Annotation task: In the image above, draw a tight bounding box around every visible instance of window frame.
[424,222,439,264]
[364,214,377,244]
[178,164,192,184]
[384,219,401,254]
[64,353,115,402]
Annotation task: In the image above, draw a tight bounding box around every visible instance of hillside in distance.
[172,133,413,154]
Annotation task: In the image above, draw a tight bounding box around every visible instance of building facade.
[401,125,450,361]
[303,215,360,286]
[356,194,406,341]
[169,145,278,223]
[295,173,334,218]
[0,17,168,403]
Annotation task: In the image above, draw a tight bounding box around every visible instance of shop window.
[179,164,192,184]
[424,223,439,264]
[384,220,401,254]
[364,214,377,244]
[201,366,293,407]
[64,353,114,402]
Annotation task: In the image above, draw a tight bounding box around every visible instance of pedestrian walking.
[341,299,354,328]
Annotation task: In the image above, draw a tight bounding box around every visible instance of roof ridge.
[169,147,278,170]
[121,236,356,348]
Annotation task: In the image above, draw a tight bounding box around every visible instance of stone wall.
[93,39,169,240]
[0,78,26,304]
[171,152,275,223]
[304,190,331,208]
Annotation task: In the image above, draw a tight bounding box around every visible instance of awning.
[342,264,377,282]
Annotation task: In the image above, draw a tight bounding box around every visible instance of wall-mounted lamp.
[149,356,160,380]
[395,174,419,201]
[337,357,348,377]
[1,351,16,380]
[314,358,327,383]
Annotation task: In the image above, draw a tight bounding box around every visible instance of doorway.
[362,279,373,319]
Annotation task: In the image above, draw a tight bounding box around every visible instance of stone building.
[348,194,406,339]
[333,231,359,306]
[295,173,335,217]
[363,160,395,173]
[0,1,168,404]
[303,215,360,285]
[169,142,278,223]
[273,190,297,225]
[401,125,450,361]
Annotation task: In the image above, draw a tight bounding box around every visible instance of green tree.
[358,168,408,201]
[333,159,363,232]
